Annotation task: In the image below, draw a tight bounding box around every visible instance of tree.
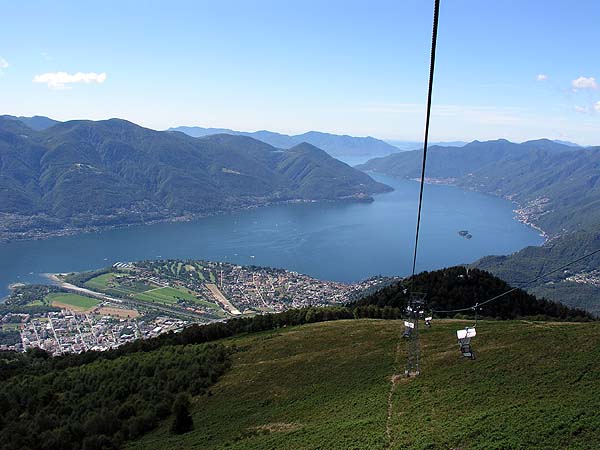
[170,394,194,435]
[26,347,50,359]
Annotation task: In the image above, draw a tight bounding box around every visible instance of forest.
[0,344,230,450]
[353,266,593,320]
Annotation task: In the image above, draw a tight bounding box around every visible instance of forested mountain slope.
[473,231,600,314]
[358,139,600,235]
[0,118,390,241]
[352,266,593,320]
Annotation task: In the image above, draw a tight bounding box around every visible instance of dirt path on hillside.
[385,336,405,449]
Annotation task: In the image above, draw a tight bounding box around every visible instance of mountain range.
[5,115,582,158]
[358,138,597,234]
[169,126,584,156]
[0,116,390,241]
[384,139,468,150]
[168,125,402,158]
[0,115,59,131]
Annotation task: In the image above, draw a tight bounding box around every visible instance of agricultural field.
[25,300,44,307]
[76,267,223,316]
[129,319,600,450]
[83,272,122,290]
[45,293,100,311]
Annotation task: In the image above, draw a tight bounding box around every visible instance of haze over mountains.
[171,124,582,155]
[169,125,402,158]
[2,115,584,158]
[0,116,390,241]
[0,115,59,131]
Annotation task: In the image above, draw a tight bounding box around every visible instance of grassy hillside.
[129,319,600,450]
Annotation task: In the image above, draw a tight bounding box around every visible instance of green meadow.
[45,292,100,311]
[128,319,600,449]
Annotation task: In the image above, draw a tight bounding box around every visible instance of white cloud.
[574,105,589,113]
[0,57,8,73]
[595,101,600,112]
[536,74,548,81]
[33,71,107,90]
[572,76,597,90]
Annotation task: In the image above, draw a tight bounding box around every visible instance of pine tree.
[170,394,194,435]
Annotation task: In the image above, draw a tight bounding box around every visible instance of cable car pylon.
[404,292,426,377]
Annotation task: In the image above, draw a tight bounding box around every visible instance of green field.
[129,319,600,450]
[83,272,119,291]
[190,297,221,311]
[25,300,44,307]
[84,272,156,297]
[133,286,200,305]
[46,292,100,311]
[82,270,220,312]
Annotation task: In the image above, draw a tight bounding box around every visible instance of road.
[206,283,242,315]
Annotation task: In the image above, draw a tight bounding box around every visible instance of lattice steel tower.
[405,292,427,377]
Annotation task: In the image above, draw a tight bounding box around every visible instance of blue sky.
[1,0,599,144]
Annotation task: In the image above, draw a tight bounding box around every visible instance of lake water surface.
[0,173,543,297]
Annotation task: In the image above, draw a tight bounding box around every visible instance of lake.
[0,173,544,298]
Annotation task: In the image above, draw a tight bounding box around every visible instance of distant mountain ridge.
[169,125,401,158]
[0,117,390,241]
[385,138,582,151]
[4,116,584,156]
[0,115,59,131]
[553,139,581,147]
[385,139,469,151]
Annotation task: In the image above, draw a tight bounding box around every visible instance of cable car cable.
[400,0,441,380]
[409,0,441,293]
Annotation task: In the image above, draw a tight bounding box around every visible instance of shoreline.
[0,194,379,245]
[0,175,550,300]
[409,176,550,242]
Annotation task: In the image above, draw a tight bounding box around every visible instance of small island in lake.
[458,230,473,239]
